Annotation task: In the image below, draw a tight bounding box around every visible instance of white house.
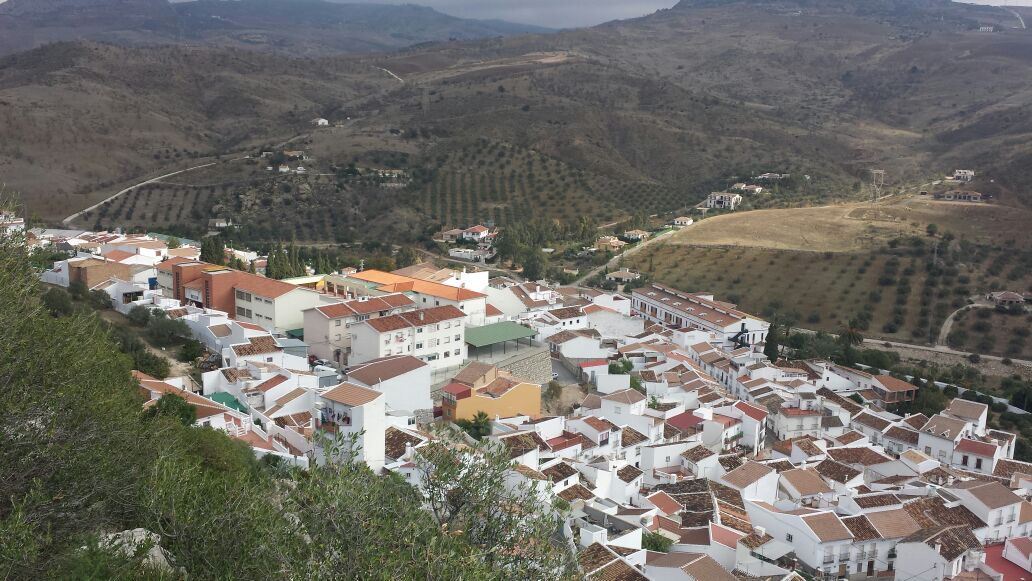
[631,284,768,348]
[302,293,415,366]
[316,382,386,472]
[705,192,743,210]
[348,305,467,371]
[346,355,432,415]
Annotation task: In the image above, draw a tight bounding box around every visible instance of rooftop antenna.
[870,169,885,203]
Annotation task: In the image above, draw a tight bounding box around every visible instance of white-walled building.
[349,305,467,371]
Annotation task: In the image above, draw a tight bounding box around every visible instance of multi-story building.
[155,259,327,332]
[348,305,467,370]
[302,294,415,366]
[440,364,541,422]
[324,269,488,326]
[316,382,386,472]
[631,284,769,348]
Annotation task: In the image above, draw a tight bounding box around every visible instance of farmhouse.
[623,229,651,241]
[606,269,641,283]
[672,216,694,227]
[595,236,629,253]
[988,291,1026,307]
[705,192,743,210]
[935,190,982,202]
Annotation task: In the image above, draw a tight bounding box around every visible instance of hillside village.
[25,224,1032,581]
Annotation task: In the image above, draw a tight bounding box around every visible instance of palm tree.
[839,318,864,347]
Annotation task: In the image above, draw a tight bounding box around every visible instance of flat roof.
[464,322,536,348]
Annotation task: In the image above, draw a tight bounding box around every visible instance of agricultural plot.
[413,142,689,228]
[948,308,1032,360]
[630,242,1032,346]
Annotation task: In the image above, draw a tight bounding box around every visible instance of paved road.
[574,229,676,285]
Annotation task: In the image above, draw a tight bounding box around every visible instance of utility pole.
[870,169,885,203]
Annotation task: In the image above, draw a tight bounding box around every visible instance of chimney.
[934,542,942,555]
[419,311,424,322]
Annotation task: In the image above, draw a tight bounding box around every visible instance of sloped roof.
[321,382,381,407]
[347,355,426,385]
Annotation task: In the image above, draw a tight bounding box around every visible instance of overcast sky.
[376,0,680,28]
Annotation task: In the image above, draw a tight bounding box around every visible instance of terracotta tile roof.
[350,270,486,301]
[854,493,901,508]
[920,414,968,440]
[884,425,919,445]
[865,508,921,539]
[902,413,930,429]
[578,543,617,574]
[902,526,981,561]
[498,431,548,459]
[826,446,892,466]
[485,303,503,317]
[590,558,648,581]
[514,464,547,481]
[365,305,465,333]
[834,430,866,445]
[813,459,861,484]
[253,374,288,393]
[558,483,595,502]
[763,459,795,472]
[231,335,280,356]
[542,461,578,483]
[740,530,774,549]
[620,426,648,447]
[781,468,833,497]
[842,514,881,542]
[582,416,619,433]
[733,401,768,421]
[953,480,1022,509]
[647,491,682,515]
[903,497,986,529]
[617,465,644,483]
[208,323,232,338]
[956,438,998,457]
[385,426,425,460]
[815,387,863,415]
[314,293,414,318]
[994,458,1032,480]
[852,410,891,431]
[721,461,773,489]
[718,455,744,472]
[801,512,852,542]
[321,382,380,407]
[874,375,916,393]
[601,389,646,404]
[232,272,301,299]
[347,355,426,385]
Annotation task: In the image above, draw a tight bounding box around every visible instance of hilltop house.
[705,192,743,210]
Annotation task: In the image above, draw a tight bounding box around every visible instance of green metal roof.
[285,328,304,339]
[208,392,248,414]
[464,322,536,348]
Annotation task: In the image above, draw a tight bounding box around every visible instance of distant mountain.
[0,0,547,56]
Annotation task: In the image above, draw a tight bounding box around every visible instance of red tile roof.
[314,294,414,318]
[365,305,465,333]
[347,355,427,384]
[956,438,998,457]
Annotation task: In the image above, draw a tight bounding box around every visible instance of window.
[924,446,932,455]
[236,290,252,302]
[976,458,983,470]
[415,342,423,349]
[334,334,341,341]
[335,320,342,327]
[417,327,423,333]
[786,534,793,542]
[236,307,252,318]
[443,351,449,358]
[614,406,623,414]
[962,455,969,466]
[454,334,461,341]
[454,349,460,356]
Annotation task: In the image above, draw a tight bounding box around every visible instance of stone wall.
[497,346,552,385]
